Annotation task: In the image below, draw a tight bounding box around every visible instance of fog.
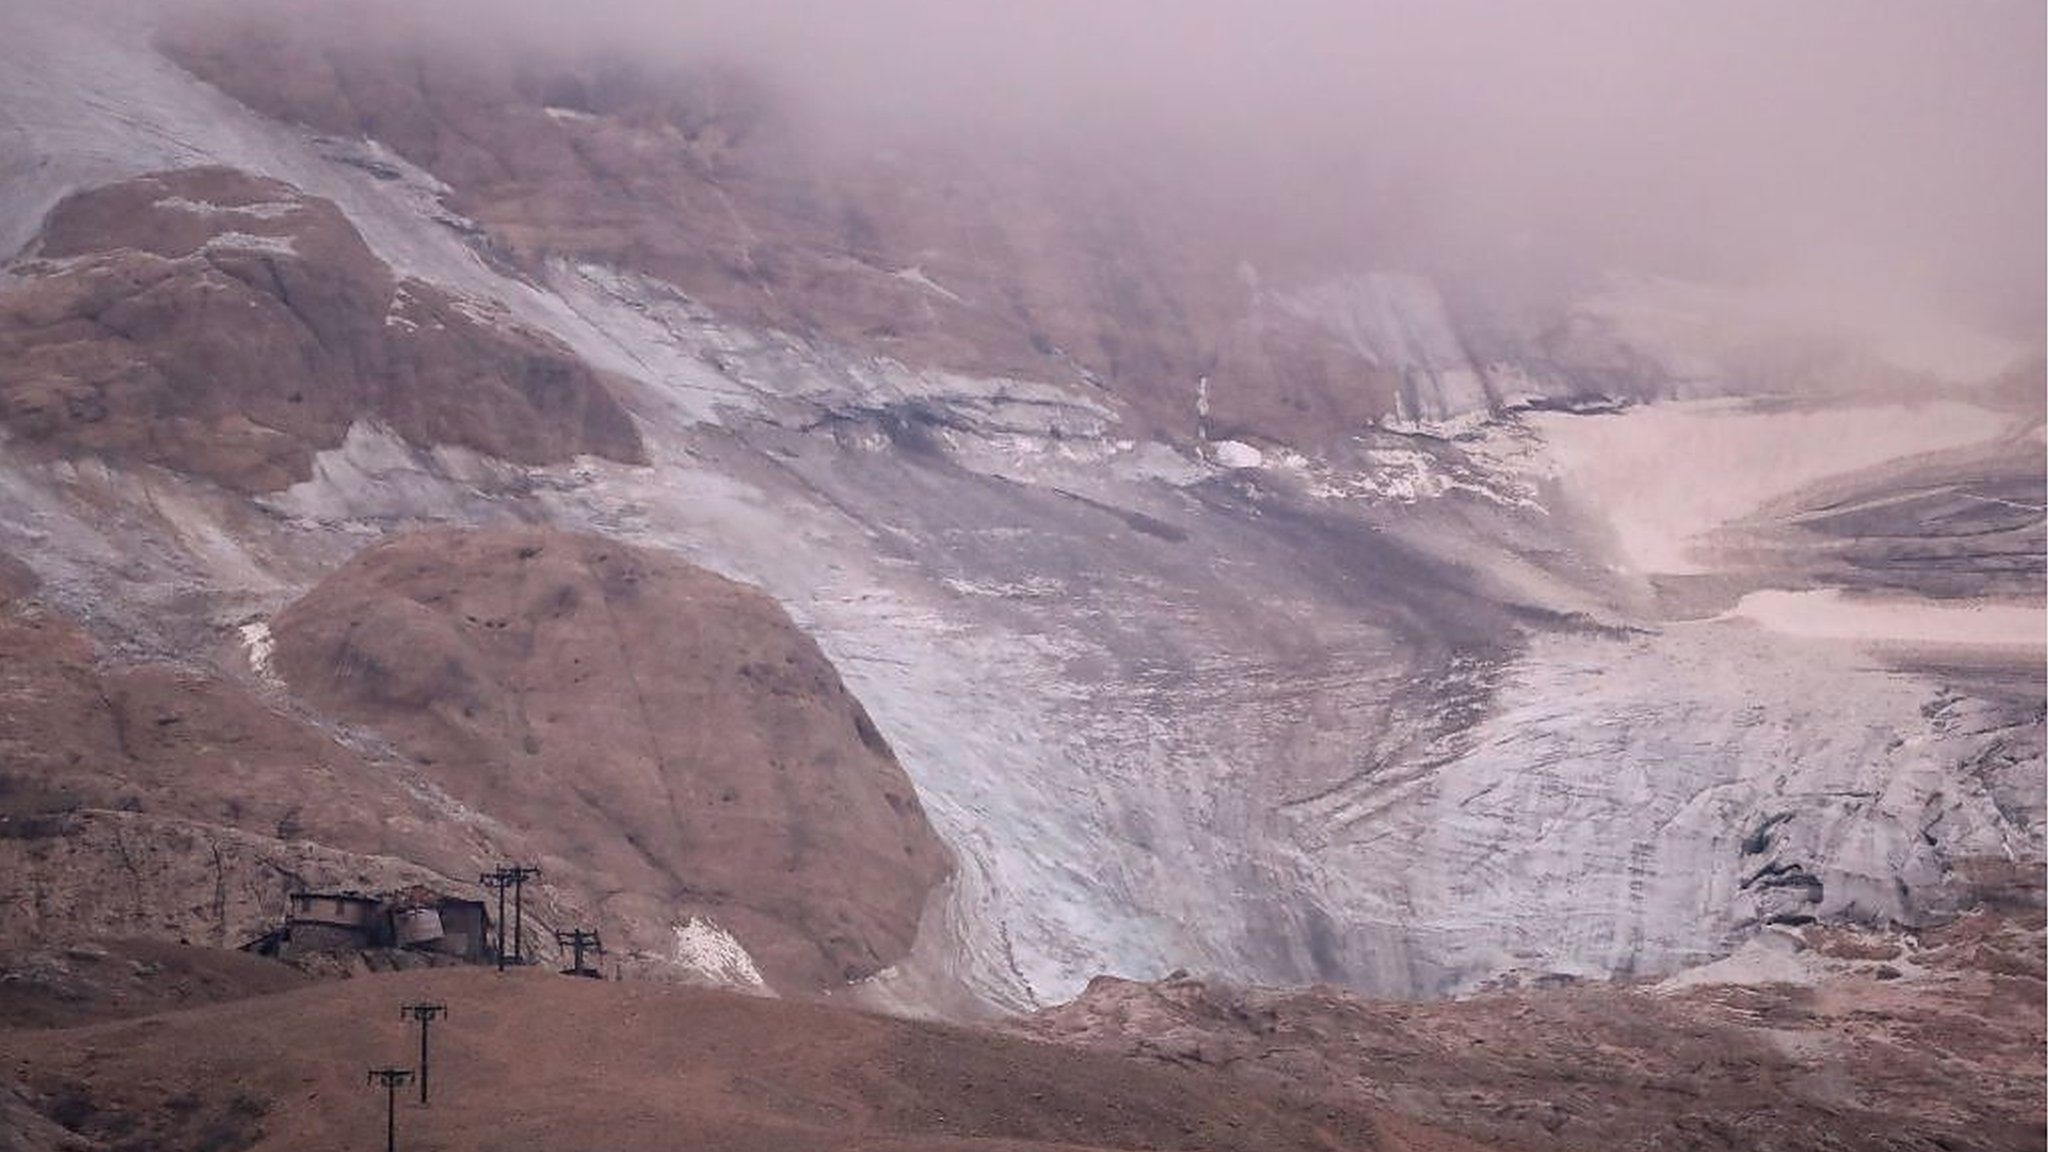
[206,0,2048,342]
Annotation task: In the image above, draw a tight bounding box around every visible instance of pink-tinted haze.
[181,0,2048,340]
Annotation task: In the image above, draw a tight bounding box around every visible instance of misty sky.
[290,0,2048,337]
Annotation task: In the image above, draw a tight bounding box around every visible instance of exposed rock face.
[0,553,35,601]
[0,167,644,491]
[0,809,468,956]
[0,558,499,951]
[0,569,417,851]
[270,527,951,988]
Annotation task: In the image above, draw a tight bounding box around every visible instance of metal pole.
[366,1068,413,1152]
[512,873,525,965]
[401,1003,447,1105]
[481,870,509,972]
[553,928,604,977]
[482,865,539,969]
[505,864,540,965]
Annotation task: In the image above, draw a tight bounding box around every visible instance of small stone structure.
[285,891,384,953]
[244,887,493,964]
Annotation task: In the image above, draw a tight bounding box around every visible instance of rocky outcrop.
[0,555,496,952]
[1018,913,2047,1151]
[0,167,644,492]
[270,527,952,989]
[0,560,441,863]
[0,809,475,956]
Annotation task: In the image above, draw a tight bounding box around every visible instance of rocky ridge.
[0,167,643,492]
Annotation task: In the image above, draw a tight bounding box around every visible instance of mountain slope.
[4,912,2039,1152]
[0,0,2038,1017]
[0,522,950,995]
[0,967,1448,1152]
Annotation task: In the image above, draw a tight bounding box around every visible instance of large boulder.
[271,527,952,989]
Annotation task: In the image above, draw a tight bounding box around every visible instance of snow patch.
[261,421,515,525]
[942,575,1067,600]
[670,917,768,990]
[238,620,281,686]
[1654,929,1814,992]
[1349,448,1452,502]
[201,230,297,256]
[154,196,301,220]
[1720,589,2046,650]
[1296,440,1541,509]
[445,294,511,329]
[1212,440,1263,469]
[890,265,964,303]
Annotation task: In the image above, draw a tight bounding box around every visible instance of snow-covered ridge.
[200,230,297,256]
[154,195,302,219]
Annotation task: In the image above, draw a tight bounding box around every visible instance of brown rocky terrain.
[1017,912,2048,1152]
[271,526,951,990]
[0,549,480,951]
[2,917,2038,1152]
[0,965,1470,1152]
[1,526,949,995]
[0,937,311,1031]
[0,552,420,853]
[0,166,643,492]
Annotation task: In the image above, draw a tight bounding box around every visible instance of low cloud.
[188,0,2048,342]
